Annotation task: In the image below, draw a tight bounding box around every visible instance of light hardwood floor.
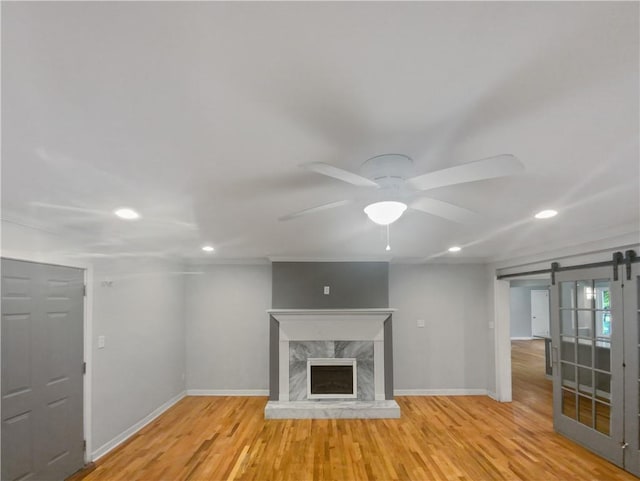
[72,341,636,480]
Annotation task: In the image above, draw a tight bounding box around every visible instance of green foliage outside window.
[602,290,610,310]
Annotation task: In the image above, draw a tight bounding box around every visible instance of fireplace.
[265,308,400,419]
[307,358,357,399]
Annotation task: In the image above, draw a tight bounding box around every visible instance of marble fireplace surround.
[266,309,400,419]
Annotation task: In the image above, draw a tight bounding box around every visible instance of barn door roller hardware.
[625,250,637,280]
[550,262,559,286]
[497,249,638,282]
[612,251,623,282]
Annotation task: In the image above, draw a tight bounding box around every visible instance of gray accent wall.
[272,262,389,308]
[269,316,279,400]
[269,261,393,399]
[384,317,394,399]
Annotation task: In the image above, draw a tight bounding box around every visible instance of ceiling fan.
[279,153,524,225]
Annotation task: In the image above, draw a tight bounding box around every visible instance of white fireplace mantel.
[269,308,395,402]
[268,308,397,314]
[268,309,396,333]
[268,308,395,322]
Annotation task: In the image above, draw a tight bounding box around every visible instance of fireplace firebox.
[307,358,357,399]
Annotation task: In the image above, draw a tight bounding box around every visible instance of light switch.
[417,319,425,328]
[324,286,330,295]
[98,336,106,349]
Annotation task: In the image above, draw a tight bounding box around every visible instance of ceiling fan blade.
[302,162,379,187]
[406,154,524,191]
[410,198,478,224]
[279,199,352,221]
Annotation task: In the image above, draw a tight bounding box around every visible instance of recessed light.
[202,245,214,253]
[114,208,140,220]
[534,209,558,219]
[448,246,462,253]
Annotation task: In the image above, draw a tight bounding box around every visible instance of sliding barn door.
[624,263,640,476]
[1,258,85,481]
[551,266,624,466]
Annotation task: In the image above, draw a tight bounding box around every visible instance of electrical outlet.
[417,319,425,328]
[324,286,330,295]
[98,336,106,349]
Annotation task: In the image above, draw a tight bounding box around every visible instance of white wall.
[390,264,490,393]
[185,264,271,393]
[484,265,497,397]
[1,221,186,459]
[509,287,533,338]
[509,284,550,338]
[90,257,186,454]
[186,263,491,395]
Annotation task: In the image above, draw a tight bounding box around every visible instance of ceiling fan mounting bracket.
[360,154,414,188]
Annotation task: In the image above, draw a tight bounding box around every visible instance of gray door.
[2,259,84,481]
[551,266,624,466]
[624,263,640,476]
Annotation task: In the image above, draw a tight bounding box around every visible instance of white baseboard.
[487,391,499,401]
[510,336,534,340]
[187,389,269,396]
[91,390,186,461]
[394,389,488,396]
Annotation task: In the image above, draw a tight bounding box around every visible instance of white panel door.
[531,289,550,337]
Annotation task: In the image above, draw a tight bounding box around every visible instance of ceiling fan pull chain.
[386,225,391,251]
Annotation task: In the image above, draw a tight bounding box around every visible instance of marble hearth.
[265,309,400,419]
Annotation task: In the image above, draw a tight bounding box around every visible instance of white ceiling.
[2,1,638,263]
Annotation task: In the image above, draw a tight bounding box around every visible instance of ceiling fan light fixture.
[364,201,407,225]
[448,246,462,253]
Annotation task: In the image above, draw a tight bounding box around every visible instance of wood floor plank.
[72,340,637,480]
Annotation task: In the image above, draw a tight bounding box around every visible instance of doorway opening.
[509,279,551,340]
[508,277,553,411]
